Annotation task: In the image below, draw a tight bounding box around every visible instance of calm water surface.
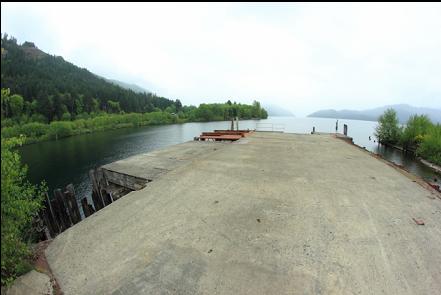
[18,117,439,201]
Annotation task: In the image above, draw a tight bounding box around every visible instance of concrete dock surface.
[45,132,441,294]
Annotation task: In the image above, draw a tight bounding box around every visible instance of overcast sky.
[2,3,440,116]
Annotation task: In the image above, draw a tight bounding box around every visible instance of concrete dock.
[45,132,441,294]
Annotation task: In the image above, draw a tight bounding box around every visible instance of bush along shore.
[375,108,441,167]
[1,136,47,285]
[1,112,180,144]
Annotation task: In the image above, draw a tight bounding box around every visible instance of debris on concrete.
[412,218,425,225]
[428,182,441,192]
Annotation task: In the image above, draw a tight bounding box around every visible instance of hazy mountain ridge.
[308,104,441,124]
[105,78,148,94]
[262,104,295,117]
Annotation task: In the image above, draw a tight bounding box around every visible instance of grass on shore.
[1,112,182,145]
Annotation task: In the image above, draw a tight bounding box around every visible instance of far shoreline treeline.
[1,88,268,145]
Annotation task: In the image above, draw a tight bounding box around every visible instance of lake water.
[18,117,439,201]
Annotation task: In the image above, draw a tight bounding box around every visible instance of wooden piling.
[39,164,148,239]
[101,189,113,206]
[38,182,103,240]
[65,184,81,225]
[41,194,58,237]
[81,198,95,217]
[53,189,71,231]
[90,169,105,211]
[100,169,113,206]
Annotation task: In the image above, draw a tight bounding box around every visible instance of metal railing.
[256,123,285,132]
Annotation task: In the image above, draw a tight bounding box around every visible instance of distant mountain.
[262,104,295,117]
[308,104,441,124]
[105,78,148,94]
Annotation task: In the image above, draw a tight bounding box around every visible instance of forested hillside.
[1,34,176,122]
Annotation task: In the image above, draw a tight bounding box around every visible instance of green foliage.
[401,115,433,150]
[74,98,84,115]
[23,123,50,138]
[196,104,216,121]
[8,94,24,118]
[375,108,402,144]
[1,88,11,118]
[417,124,441,165]
[182,101,268,122]
[1,122,49,140]
[29,114,47,124]
[1,137,46,285]
[61,112,72,121]
[90,98,100,113]
[48,121,74,140]
[251,100,262,118]
[376,109,440,165]
[75,112,90,120]
[0,112,177,143]
[164,105,176,114]
[1,118,15,128]
[174,99,182,112]
[106,100,121,114]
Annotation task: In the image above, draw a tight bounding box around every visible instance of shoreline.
[381,142,441,176]
[345,138,441,195]
[419,158,441,175]
[2,116,266,146]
